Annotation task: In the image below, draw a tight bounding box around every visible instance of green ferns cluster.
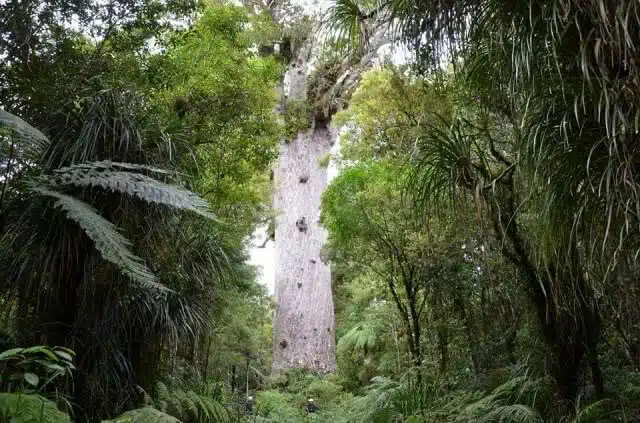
[134,382,230,423]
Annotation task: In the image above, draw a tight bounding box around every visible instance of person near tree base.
[306,398,318,413]
[244,396,254,415]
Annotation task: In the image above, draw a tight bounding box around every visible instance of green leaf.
[53,350,73,362]
[23,373,39,387]
[0,348,24,360]
[35,360,66,372]
[23,346,57,359]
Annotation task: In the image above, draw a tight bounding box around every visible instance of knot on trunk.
[296,217,308,233]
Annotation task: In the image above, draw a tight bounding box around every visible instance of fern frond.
[45,168,215,220]
[490,376,530,399]
[573,398,614,423]
[200,396,229,423]
[478,404,542,423]
[0,393,71,423]
[156,382,171,404]
[338,322,379,355]
[101,406,180,423]
[186,391,208,421]
[53,161,176,177]
[0,109,50,158]
[157,401,168,413]
[177,390,198,421]
[169,390,187,420]
[31,187,168,292]
[136,385,154,406]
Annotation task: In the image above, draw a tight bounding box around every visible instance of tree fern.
[337,322,379,356]
[31,187,167,292]
[136,386,154,406]
[199,396,229,423]
[450,375,546,422]
[52,161,175,177]
[186,390,208,421]
[174,390,196,420]
[43,167,215,220]
[0,393,71,423]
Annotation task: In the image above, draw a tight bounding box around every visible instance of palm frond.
[30,187,167,292]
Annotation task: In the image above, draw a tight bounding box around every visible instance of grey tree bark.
[271,34,338,374]
[271,20,388,375]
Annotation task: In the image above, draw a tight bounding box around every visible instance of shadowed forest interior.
[1,0,640,422]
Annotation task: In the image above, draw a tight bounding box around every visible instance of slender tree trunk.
[437,325,449,374]
[231,364,236,395]
[453,294,481,374]
[245,356,250,397]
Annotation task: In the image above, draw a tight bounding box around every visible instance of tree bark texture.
[270,22,389,375]
[271,37,337,374]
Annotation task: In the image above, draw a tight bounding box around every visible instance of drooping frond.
[43,166,215,220]
[386,0,475,68]
[30,187,167,292]
[44,88,146,168]
[199,396,229,423]
[324,0,368,52]
[409,118,478,217]
[0,109,50,160]
[156,381,171,404]
[572,398,614,423]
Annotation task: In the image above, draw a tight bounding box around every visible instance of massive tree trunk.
[270,18,388,374]
[271,36,337,374]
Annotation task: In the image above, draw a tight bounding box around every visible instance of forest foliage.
[1,0,640,422]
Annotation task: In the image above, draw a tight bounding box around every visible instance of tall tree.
[269,2,387,373]
[270,20,338,374]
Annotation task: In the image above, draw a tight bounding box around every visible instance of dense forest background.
[1,0,639,422]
